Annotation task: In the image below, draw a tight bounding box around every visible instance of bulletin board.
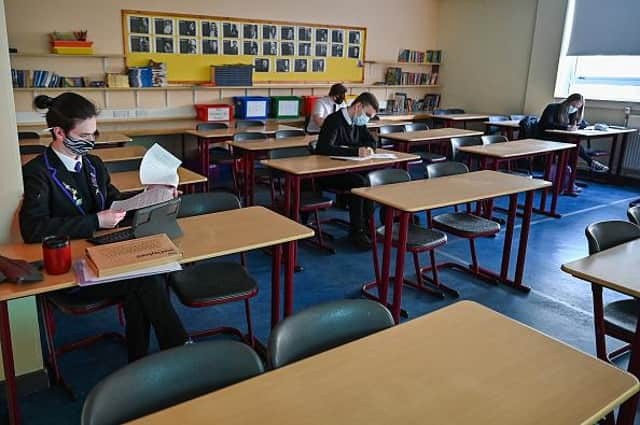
[122,10,367,83]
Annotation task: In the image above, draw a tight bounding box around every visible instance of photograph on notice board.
[281,42,295,56]
[315,43,327,57]
[130,35,150,52]
[223,39,239,55]
[223,22,239,38]
[280,26,295,40]
[312,59,325,72]
[154,18,173,35]
[155,37,174,53]
[276,58,290,72]
[243,41,259,55]
[331,29,344,43]
[348,31,361,45]
[298,43,311,56]
[315,28,328,42]
[254,58,270,72]
[262,24,277,40]
[201,21,218,38]
[298,27,312,41]
[202,39,219,54]
[348,45,360,59]
[294,58,307,72]
[243,24,258,39]
[263,41,278,56]
[180,38,198,54]
[179,20,197,37]
[331,44,344,57]
[129,16,150,34]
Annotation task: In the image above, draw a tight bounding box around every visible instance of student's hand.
[97,209,126,229]
[358,147,374,157]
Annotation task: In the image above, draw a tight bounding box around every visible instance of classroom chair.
[196,122,236,190]
[236,119,265,128]
[81,340,264,425]
[404,122,447,164]
[233,132,269,195]
[628,206,640,225]
[424,161,501,284]
[432,108,465,115]
[267,299,393,369]
[450,136,484,168]
[19,144,46,155]
[378,124,405,149]
[169,192,258,345]
[486,115,509,135]
[275,129,305,139]
[481,134,508,144]
[585,220,640,364]
[17,131,39,140]
[510,114,526,121]
[361,169,456,302]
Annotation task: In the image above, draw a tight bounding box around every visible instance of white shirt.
[52,146,82,173]
[307,96,347,133]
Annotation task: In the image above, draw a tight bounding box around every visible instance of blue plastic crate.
[234,96,270,120]
[213,64,253,87]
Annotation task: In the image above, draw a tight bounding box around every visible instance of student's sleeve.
[19,164,99,243]
[311,100,326,126]
[362,127,378,149]
[316,121,359,156]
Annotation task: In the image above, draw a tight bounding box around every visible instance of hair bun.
[33,95,54,110]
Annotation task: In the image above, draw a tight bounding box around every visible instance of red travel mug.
[42,236,71,275]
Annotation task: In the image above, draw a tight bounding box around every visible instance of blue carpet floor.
[4,173,640,424]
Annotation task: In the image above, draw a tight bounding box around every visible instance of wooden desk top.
[429,113,490,121]
[21,145,147,166]
[129,301,639,425]
[111,167,207,193]
[562,238,640,298]
[483,120,521,128]
[380,127,484,143]
[353,170,551,213]
[185,124,301,139]
[546,127,637,138]
[260,149,419,175]
[458,139,576,159]
[366,120,411,129]
[0,206,313,302]
[375,112,432,121]
[229,135,315,152]
[19,132,132,147]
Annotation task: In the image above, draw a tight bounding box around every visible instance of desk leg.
[549,150,569,218]
[539,153,551,212]
[616,310,640,425]
[499,194,518,282]
[510,190,534,291]
[284,174,292,218]
[565,136,581,196]
[507,127,515,141]
[616,133,629,178]
[608,134,619,180]
[0,301,20,425]
[391,212,410,324]
[284,241,296,317]
[270,245,282,328]
[379,206,394,304]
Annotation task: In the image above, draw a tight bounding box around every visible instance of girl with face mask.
[20,93,188,361]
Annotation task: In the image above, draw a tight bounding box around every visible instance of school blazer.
[20,147,121,243]
[316,110,377,157]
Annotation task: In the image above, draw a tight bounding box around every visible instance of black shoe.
[349,230,372,250]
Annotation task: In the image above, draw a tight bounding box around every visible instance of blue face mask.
[353,112,370,126]
[568,105,578,114]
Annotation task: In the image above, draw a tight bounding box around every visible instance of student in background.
[306,83,348,133]
[538,93,609,173]
[20,93,188,362]
[316,92,379,249]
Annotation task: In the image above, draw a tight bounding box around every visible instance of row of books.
[11,69,87,88]
[422,93,441,111]
[384,67,439,85]
[397,49,442,64]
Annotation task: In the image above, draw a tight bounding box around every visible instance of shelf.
[10,52,124,59]
[365,60,441,66]
[13,84,439,92]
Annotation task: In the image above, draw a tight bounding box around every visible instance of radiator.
[622,114,640,177]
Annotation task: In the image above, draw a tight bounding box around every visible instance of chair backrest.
[233,132,268,142]
[81,340,264,425]
[367,168,411,187]
[404,123,429,132]
[481,135,508,144]
[628,206,640,226]
[425,161,470,179]
[236,120,265,129]
[177,191,241,218]
[308,140,318,154]
[450,136,483,162]
[378,125,405,135]
[267,299,394,369]
[585,220,640,254]
[17,131,40,140]
[196,122,228,131]
[510,114,526,121]
[275,129,305,139]
[19,145,47,155]
[269,146,310,160]
[447,108,465,114]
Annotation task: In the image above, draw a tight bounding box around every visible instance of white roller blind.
[566,0,640,56]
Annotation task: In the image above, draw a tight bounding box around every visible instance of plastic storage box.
[271,96,301,118]
[212,65,253,87]
[302,95,321,116]
[234,96,270,120]
[194,104,233,122]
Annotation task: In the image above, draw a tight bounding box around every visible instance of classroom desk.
[483,120,521,139]
[228,135,316,206]
[366,119,411,129]
[458,139,576,218]
[20,145,147,166]
[562,238,640,425]
[19,132,132,147]
[546,127,637,192]
[427,113,490,129]
[379,127,484,153]
[0,206,313,425]
[129,301,639,425]
[110,167,207,194]
[353,170,550,322]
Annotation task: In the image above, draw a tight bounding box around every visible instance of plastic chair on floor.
[236,119,265,128]
[275,129,305,139]
[404,122,446,164]
[486,115,509,135]
[450,135,484,169]
[378,124,404,149]
[196,122,235,189]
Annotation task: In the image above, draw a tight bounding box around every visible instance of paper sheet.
[74,259,182,286]
[110,186,175,212]
[139,143,182,187]
[330,153,398,161]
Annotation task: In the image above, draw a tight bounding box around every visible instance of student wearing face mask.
[538,93,609,174]
[306,83,348,133]
[20,93,188,362]
[315,92,379,249]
